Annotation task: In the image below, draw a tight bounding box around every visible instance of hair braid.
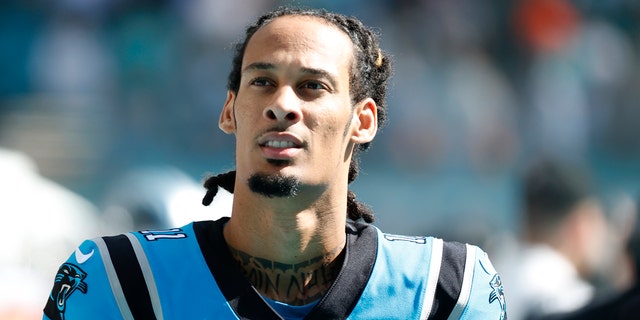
[202,170,236,206]
[347,157,374,222]
[347,190,374,223]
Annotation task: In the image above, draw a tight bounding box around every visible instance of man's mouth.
[259,139,303,160]
[257,132,304,160]
[262,140,298,148]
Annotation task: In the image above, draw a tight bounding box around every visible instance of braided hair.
[203,7,392,223]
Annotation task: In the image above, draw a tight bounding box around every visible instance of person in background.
[544,194,640,319]
[0,148,100,320]
[43,7,506,319]
[497,157,608,320]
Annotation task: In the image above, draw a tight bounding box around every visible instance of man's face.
[220,15,374,197]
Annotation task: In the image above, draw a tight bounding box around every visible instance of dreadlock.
[202,170,236,206]
[203,7,392,223]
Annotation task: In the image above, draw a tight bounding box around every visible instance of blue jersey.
[43,218,506,319]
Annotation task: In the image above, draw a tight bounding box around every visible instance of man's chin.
[248,173,300,198]
[266,158,292,167]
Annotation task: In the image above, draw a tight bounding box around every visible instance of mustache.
[258,124,290,135]
[254,125,291,142]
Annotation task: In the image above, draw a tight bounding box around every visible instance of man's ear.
[219,91,236,134]
[351,98,377,144]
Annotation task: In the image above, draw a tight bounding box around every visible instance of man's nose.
[263,86,302,122]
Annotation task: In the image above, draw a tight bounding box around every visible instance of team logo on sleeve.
[480,254,506,320]
[489,274,506,320]
[45,263,88,320]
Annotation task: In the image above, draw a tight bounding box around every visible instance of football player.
[44,7,506,320]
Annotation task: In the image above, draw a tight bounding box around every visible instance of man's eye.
[251,78,271,87]
[301,82,325,90]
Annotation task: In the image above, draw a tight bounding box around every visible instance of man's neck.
[224,183,348,257]
[223,183,349,303]
[227,239,345,305]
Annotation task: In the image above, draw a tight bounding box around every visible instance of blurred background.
[1,0,639,318]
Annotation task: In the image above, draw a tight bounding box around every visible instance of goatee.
[248,173,300,198]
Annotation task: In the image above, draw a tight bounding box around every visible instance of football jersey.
[43,217,506,319]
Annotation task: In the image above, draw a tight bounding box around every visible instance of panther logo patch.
[489,274,506,320]
[44,263,88,320]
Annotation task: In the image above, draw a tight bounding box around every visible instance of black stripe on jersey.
[103,234,157,320]
[305,221,377,320]
[194,218,282,320]
[193,218,377,320]
[429,241,467,320]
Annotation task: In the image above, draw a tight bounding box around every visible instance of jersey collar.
[193,217,378,320]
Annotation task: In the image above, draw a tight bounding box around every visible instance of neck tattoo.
[227,243,346,305]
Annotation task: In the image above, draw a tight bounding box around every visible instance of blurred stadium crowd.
[1,0,640,318]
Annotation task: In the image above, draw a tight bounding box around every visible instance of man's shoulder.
[350,224,506,319]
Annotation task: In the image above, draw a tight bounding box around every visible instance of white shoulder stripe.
[419,238,444,320]
[93,237,135,320]
[447,244,476,320]
[124,233,164,320]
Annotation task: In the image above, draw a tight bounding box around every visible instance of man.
[43,7,505,319]
[544,194,639,320]
[0,148,101,320]
[495,157,608,320]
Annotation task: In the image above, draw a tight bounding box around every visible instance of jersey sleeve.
[458,245,507,320]
[42,239,122,320]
